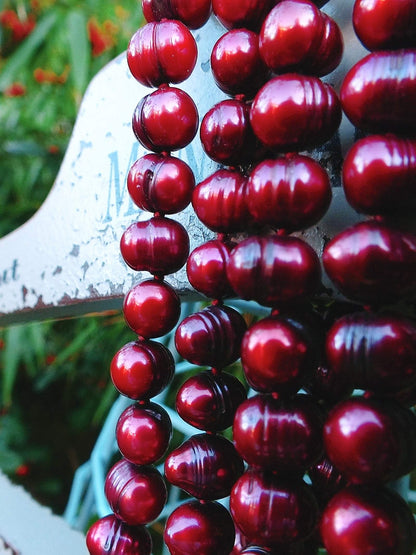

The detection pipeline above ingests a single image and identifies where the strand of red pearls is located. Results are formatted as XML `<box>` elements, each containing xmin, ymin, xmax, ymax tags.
<box><xmin>86</xmin><ymin>2</ymin><xmax>211</xmax><ymax>553</ymax></box>
<box><xmin>318</xmin><ymin>1</ymin><xmax>416</xmax><ymax>554</ymax></box>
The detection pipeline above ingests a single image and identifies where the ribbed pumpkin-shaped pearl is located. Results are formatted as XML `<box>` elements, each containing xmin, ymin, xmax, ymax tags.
<box><xmin>116</xmin><ymin>402</ymin><xmax>172</xmax><ymax>465</ymax></box>
<box><xmin>211</xmin><ymin>29</ymin><xmax>268</xmax><ymax>97</ymax></box>
<box><xmin>259</xmin><ymin>0</ymin><xmax>343</xmax><ymax>77</ymax></box>
<box><xmin>323</xmin><ymin>220</ymin><xmax>416</xmax><ymax>304</ymax></box>
<box><xmin>353</xmin><ymin>0</ymin><xmax>416</xmax><ymax>51</ymax></box>
<box><xmin>192</xmin><ymin>169</ymin><xmax>251</xmax><ymax>233</ymax></box>
<box><xmin>164</xmin><ymin>500</ymin><xmax>235</xmax><ymax>555</ymax></box>
<box><xmin>241</xmin><ymin>315</ymin><xmax>316</xmax><ymax>395</ymax></box>
<box><xmin>110</xmin><ymin>339</ymin><xmax>174</xmax><ymax>400</ymax></box>
<box><xmin>86</xmin><ymin>514</ymin><xmax>152</xmax><ymax>555</ymax></box>
<box><xmin>308</xmin><ymin>456</ymin><xmax>346</xmax><ymax>506</ymax></box>
<box><xmin>132</xmin><ymin>86</ymin><xmax>198</xmax><ymax>152</ymax></box>
<box><xmin>321</xmin><ymin>486</ymin><xmax>416</xmax><ymax>555</ymax></box>
<box><xmin>105</xmin><ymin>459</ymin><xmax>167</xmax><ymax>525</ymax></box>
<box><xmin>186</xmin><ymin>240</ymin><xmax>234</xmax><ymax>299</ymax></box>
<box><xmin>227</xmin><ymin>235</ymin><xmax>321</xmax><ymax>306</ymax></box>
<box><xmin>250</xmin><ymin>75</ymin><xmax>341</xmax><ymax>151</ymax></box>
<box><xmin>341</xmin><ymin>50</ymin><xmax>416</xmax><ymax>135</ymax></box>
<box><xmin>247</xmin><ymin>154</ymin><xmax>331</xmax><ymax>231</ymax></box>
<box><xmin>120</xmin><ymin>217</ymin><xmax>189</xmax><ymax>276</ymax></box>
<box><xmin>165</xmin><ymin>433</ymin><xmax>244</xmax><ymax>500</ymax></box>
<box><xmin>200</xmin><ymin>99</ymin><xmax>264</xmax><ymax>166</ymax></box>
<box><xmin>176</xmin><ymin>370</ymin><xmax>247</xmax><ymax>431</ymax></box>
<box><xmin>233</xmin><ymin>394</ymin><xmax>323</xmax><ymax>474</ymax></box>
<box><xmin>323</xmin><ymin>397</ymin><xmax>416</xmax><ymax>484</ymax></box>
<box><xmin>123</xmin><ymin>279</ymin><xmax>181</xmax><ymax>338</ymax></box>
<box><xmin>212</xmin><ymin>0</ymin><xmax>273</xmax><ymax>31</ymax></box>
<box><xmin>230</xmin><ymin>470</ymin><xmax>319</xmax><ymax>547</ymax></box>
<box><xmin>175</xmin><ymin>304</ymin><xmax>247</xmax><ymax>367</ymax></box>
<box><xmin>342</xmin><ymin>135</ymin><xmax>416</xmax><ymax>215</ymax></box>
<box><xmin>127</xmin><ymin>21</ymin><xmax>197</xmax><ymax>87</ymax></box>
<box><xmin>141</xmin><ymin>0</ymin><xmax>212</xmax><ymax>29</ymax></box>
<box><xmin>326</xmin><ymin>311</ymin><xmax>416</xmax><ymax>395</ymax></box>
<box><xmin>127</xmin><ymin>154</ymin><xmax>195</xmax><ymax>215</ymax></box>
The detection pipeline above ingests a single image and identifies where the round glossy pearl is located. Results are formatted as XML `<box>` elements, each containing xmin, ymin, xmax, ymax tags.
<box><xmin>123</xmin><ymin>279</ymin><xmax>180</xmax><ymax>338</ymax></box>
<box><xmin>200</xmin><ymin>99</ymin><xmax>264</xmax><ymax>166</ymax></box>
<box><xmin>259</xmin><ymin>0</ymin><xmax>343</xmax><ymax>77</ymax></box>
<box><xmin>353</xmin><ymin>0</ymin><xmax>416</xmax><ymax>51</ymax></box>
<box><xmin>321</xmin><ymin>486</ymin><xmax>416</xmax><ymax>555</ymax></box>
<box><xmin>127</xmin><ymin>154</ymin><xmax>195</xmax><ymax>215</ymax></box>
<box><xmin>186</xmin><ymin>240</ymin><xmax>234</xmax><ymax>299</ymax></box>
<box><xmin>86</xmin><ymin>514</ymin><xmax>152</xmax><ymax>555</ymax></box>
<box><xmin>322</xmin><ymin>220</ymin><xmax>416</xmax><ymax>304</ymax></box>
<box><xmin>120</xmin><ymin>216</ymin><xmax>189</xmax><ymax>276</ymax></box>
<box><xmin>326</xmin><ymin>311</ymin><xmax>416</xmax><ymax>395</ymax></box>
<box><xmin>132</xmin><ymin>86</ymin><xmax>198</xmax><ymax>152</ymax></box>
<box><xmin>105</xmin><ymin>459</ymin><xmax>167</xmax><ymax>525</ymax></box>
<box><xmin>174</xmin><ymin>304</ymin><xmax>247</xmax><ymax>367</ymax></box>
<box><xmin>212</xmin><ymin>0</ymin><xmax>273</xmax><ymax>31</ymax></box>
<box><xmin>176</xmin><ymin>369</ymin><xmax>247</xmax><ymax>431</ymax></box>
<box><xmin>227</xmin><ymin>235</ymin><xmax>321</xmax><ymax>306</ymax></box>
<box><xmin>192</xmin><ymin>169</ymin><xmax>251</xmax><ymax>233</ymax></box>
<box><xmin>241</xmin><ymin>315</ymin><xmax>315</xmax><ymax>395</ymax></box>
<box><xmin>164</xmin><ymin>500</ymin><xmax>235</xmax><ymax>555</ymax></box>
<box><xmin>127</xmin><ymin>21</ymin><xmax>197</xmax><ymax>87</ymax></box>
<box><xmin>342</xmin><ymin>135</ymin><xmax>416</xmax><ymax>215</ymax></box>
<box><xmin>233</xmin><ymin>394</ymin><xmax>323</xmax><ymax>474</ymax></box>
<box><xmin>116</xmin><ymin>402</ymin><xmax>172</xmax><ymax>465</ymax></box>
<box><xmin>250</xmin><ymin>75</ymin><xmax>341</xmax><ymax>151</ymax></box>
<box><xmin>141</xmin><ymin>0</ymin><xmax>212</xmax><ymax>29</ymax></box>
<box><xmin>165</xmin><ymin>433</ymin><xmax>244</xmax><ymax>500</ymax></box>
<box><xmin>110</xmin><ymin>339</ymin><xmax>174</xmax><ymax>400</ymax></box>
<box><xmin>247</xmin><ymin>154</ymin><xmax>331</xmax><ymax>231</ymax></box>
<box><xmin>323</xmin><ymin>397</ymin><xmax>416</xmax><ymax>484</ymax></box>
<box><xmin>341</xmin><ymin>50</ymin><xmax>416</xmax><ymax>135</ymax></box>
<box><xmin>230</xmin><ymin>469</ymin><xmax>319</xmax><ymax>547</ymax></box>
<box><xmin>211</xmin><ymin>29</ymin><xmax>269</xmax><ymax>97</ymax></box>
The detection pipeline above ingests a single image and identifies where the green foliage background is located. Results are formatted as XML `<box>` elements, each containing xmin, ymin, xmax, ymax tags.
<box><xmin>0</xmin><ymin>0</ymin><xmax>144</xmax><ymax>513</ymax></box>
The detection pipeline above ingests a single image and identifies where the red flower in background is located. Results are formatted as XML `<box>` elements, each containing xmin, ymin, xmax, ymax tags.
<box><xmin>33</xmin><ymin>66</ymin><xmax>69</xmax><ymax>84</ymax></box>
<box><xmin>3</xmin><ymin>82</ymin><xmax>26</xmax><ymax>96</ymax></box>
<box><xmin>87</xmin><ymin>17</ymin><xmax>117</xmax><ymax>56</ymax></box>
<box><xmin>0</xmin><ymin>9</ymin><xmax>35</xmax><ymax>42</ymax></box>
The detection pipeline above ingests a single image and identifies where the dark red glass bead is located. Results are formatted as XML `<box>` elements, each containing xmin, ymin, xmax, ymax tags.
<box><xmin>250</xmin><ymin>75</ymin><xmax>341</xmax><ymax>151</ymax></box>
<box><xmin>342</xmin><ymin>135</ymin><xmax>416</xmax><ymax>215</ymax></box>
<box><xmin>120</xmin><ymin>216</ymin><xmax>189</xmax><ymax>276</ymax></box>
<box><xmin>241</xmin><ymin>315</ymin><xmax>316</xmax><ymax>395</ymax></box>
<box><xmin>200</xmin><ymin>99</ymin><xmax>263</xmax><ymax>166</ymax></box>
<box><xmin>321</xmin><ymin>486</ymin><xmax>416</xmax><ymax>555</ymax></box>
<box><xmin>259</xmin><ymin>0</ymin><xmax>343</xmax><ymax>77</ymax></box>
<box><xmin>353</xmin><ymin>0</ymin><xmax>416</xmax><ymax>51</ymax></box>
<box><xmin>341</xmin><ymin>50</ymin><xmax>416</xmax><ymax>135</ymax></box>
<box><xmin>230</xmin><ymin>469</ymin><xmax>319</xmax><ymax>547</ymax></box>
<box><xmin>176</xmin><ymin>369</ymin><xmax>247</xmax><ymax>431</ymax></box>
<box><xmin>123</xmin><ymin>279</ymin><xmax>180</xmax><ymax>338</ymax></box>
<box><xmin>127</xmin><ymin>154</ymin><xmax>195</xmax><ymax>215</ymax></box>
<box><xmin>326</xmin><ymin>311</ymin><xmax>416</xmax><ymax>395</ymax></box>
<box><xmin>233</xmin><ymin>394</ymin><xmax>323</xmax><ymax>474</ymax></box>
<box><xmin>127</xmin><ymin>21</ymin><xmax>197</xmax><ymax>87</ymax></box>
<box><xmin>141</xmin><ymin>0</ymin><xmax>211</xmax><ymax>29</ymax></box>
<box><xmin>105</xmin><ymin>459</ymin><xmax>167</xmax><ymax>525</ymax></box>
<box><xmin>132</xmin><ymin>86</ymin><xmax>198</xmax><ymax>152</ymax></box>
<box><xmin>174</xmin><ymin>304</ymin><xmax>247</xmax><ymax>367</ymax></box>
<box><xmin>116</xmin><ymin>402</ymin><xmax>172</xmax><ymax>465</ymax></box>
<box><xmin>192</xmin><ymin>169</ymin><xmax>251</xmax><ymax>233</ymax></box>
<box><xmin>227</xmin><ymin>235</ymin><xmax>321</xmax><ymax>306</ymax></box>
<box><xmin>164</xmin><ymin>500</ymin><xmax>235</xmax><ymax>555</ymax></box>
<box><xmin>86</xmin><ymin>514</ymin><xmax>152</xmax><ymax>555</ymax></box>
<box><xmin>186</xmin><ymin>240</ymin><xmax>234</xmax><ymax>299</ymax></box>
<box><xmin>323</xmin><ymin>397</ymin><xmax>416</xmax><ymax>484</ymax></box>
<box><xmin>322</xmin><ymin>220</ymin><xmax>416</xmax><ymax>304</ymax></box>
<box><xmin>212</xmin><ymin>0</ymin><xmax>273</xmax><ymax>31</ymax></box>
<box><xmin>305</xmin><ymin>362</ymin><xmax>354</xmax><ymax>404</ymax></box>
<box><xmin>211</xmin><ymin>29</ymin><xmax>269</xmax><ymax>97</ymax></box>
<box><xmin>110</xmin><ymin>339</ymin><xmax>174</xmax><ymax>400</ymax></box>
<box><xmin>308</xmin><ymin>456</ymin><xmax>346</xmax><ymax>506</ymax></box>
<box><xmin>247</xmin><ymin>154</ymin><xmax>331</xmax><ymax>231</ymax></box>
<box><xmin>165</xmin><ymin>433</ymin><xmax>244</xmax><ymax>500</ymax></box>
